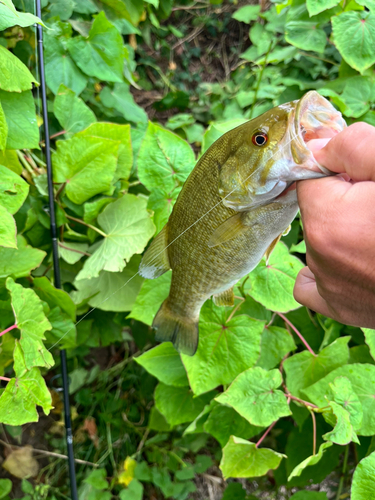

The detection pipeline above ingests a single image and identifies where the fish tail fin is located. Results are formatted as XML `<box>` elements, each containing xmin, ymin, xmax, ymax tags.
<box><xmin>153</xmin><ymin>300</ymin><xmax>198</xmax><ymax>356</ymax></box>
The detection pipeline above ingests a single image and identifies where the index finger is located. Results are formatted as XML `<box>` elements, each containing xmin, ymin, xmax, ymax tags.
<box><xmin>313</xmin><ymin>122</ymin><xmax>375</xmax><ymax>182</ymax></box>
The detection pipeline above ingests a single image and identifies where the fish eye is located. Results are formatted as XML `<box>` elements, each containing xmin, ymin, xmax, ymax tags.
<box><xmin>252</xmin><ymin>132</ymin><xmax>268</xmax><ymax>147</ymax></box>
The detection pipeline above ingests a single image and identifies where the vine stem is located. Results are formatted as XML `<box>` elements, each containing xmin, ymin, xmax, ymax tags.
<box><xmin>277</xmin><ymin>312</ymin><xmax>316</xmax><ymax>356</ymax></box>
<box><xmin>309</xmin><ymin>407</ymin><xmax>317</xmax><ymax>455</ymax></box>
<box><xmin>65</xmin><ymin>214</ymin><xmax>107</xmax><ymax>238</ymax></box>
<box><xmin>0</xmin><ymin>324</ymin><xmax>17</xmax><ymax>337</ymax></box>
<box><xmin>0</xmin><ymin>377</ymin><xmax>11</xmax><ymax>382</ymax></box>
<box><xmin>58</xmin><ymin>242</ymin><xmax>91</xmax><ymax>257</ymax></box>
<box><xmin>256</xmin><ymin>420</ymin><xmax>277</xmax><ymax>448</ymax></box>
<box><xmin>336</xmin><ymin>445</ymin><xmax>349</xmax><ymax>500</ymax></box>
<box><xmin>284</xmin><ymin>392</ymin><xmax>319</xmax><ymax>410</ymax></box>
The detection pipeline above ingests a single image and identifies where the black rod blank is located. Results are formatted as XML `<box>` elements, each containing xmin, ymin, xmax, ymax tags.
<box><xmin>35</xmin><ymin>2</ymin><xmax>78</xmax><ymax>498</ymax></box>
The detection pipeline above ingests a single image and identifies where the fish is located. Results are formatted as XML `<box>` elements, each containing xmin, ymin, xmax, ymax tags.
<box><xmin>139</xmin><ymin>91</ymin><xmax>346</xmax><ymax>356</ymax></box>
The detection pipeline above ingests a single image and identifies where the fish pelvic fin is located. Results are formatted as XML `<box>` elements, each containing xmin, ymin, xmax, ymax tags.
<box><xmin>153</xmin><ymin>300</ymin><xmax>198</xmax><ymax>356</ymax></box>
<box><xmin>264</xmin><ymin>233</ymin><xmax>282</xmax><ymax>264</ymax></box>
<box><xmin>213</xmin><ymin>287</ymin><xmax>234</xmax><ymax>307</ymax></box>
<box><xmin>207</xmin><ymin>212</ymin><xmax>248</xmax><ymax>248</ymax></box>
<box><xmin>139</xmin><ymin>225</ymin><xmax>171</xmax><ymax>279</ymax></box>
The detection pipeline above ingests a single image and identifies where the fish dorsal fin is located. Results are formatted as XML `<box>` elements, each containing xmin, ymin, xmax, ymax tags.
<box><xmin>139</xmin><ymin>225</ymin><xmax>171</xmax><ymax>279</ymax></box>
<box><xmin>213</xmin><ymin>287</ymin><xmax>234</xmax><ymax>307</ymax></box>
<box><xmin>264</xmin><ymin>233</ymin><xmax>282</xmax><ymax>264</ymax></box>
<box><xmin>207</xmin><ymin>213</ymin><xmax>247</xmax><ymax>248</ymax></box>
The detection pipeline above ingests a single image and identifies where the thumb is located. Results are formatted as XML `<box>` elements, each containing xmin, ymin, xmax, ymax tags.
<box><xmin>293</xmin><ymin>267</ymin><xmax>332</xmax><ymax>317</ymax></box>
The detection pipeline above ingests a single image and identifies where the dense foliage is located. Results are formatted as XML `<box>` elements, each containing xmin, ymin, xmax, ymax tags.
<box><xmin>1</xmin><ymin>0</ymin><xmax>375</xmax><ymax>498</ymax></box>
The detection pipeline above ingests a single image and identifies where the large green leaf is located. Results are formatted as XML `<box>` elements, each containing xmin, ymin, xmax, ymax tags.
<box><xmin>67</xmin><ymin>12</ymin><xmax>124</xmax><ymax>82</ymax></box>
<box><xmin>44</xmin><ymin>35</ymin><xmax>87</xmax><ymax>95</ymax></box>
<box><xmin>147</xmin><ymin>187</ymin><xmax>180</xmax><ymax>235</ymax></box>
<box><xmin>285</xmin><ymin>21</ymin><xmax>327</xmax><ymax>53</ymax></box>
<box><xmin>0</xmin><ymin>102</ymin><xmax>7</xmax><ymax>151</ymax></box>
<box><xmin>128</xmin><ymin>272</ymin><xmax>171</xmax><ymax>326</ymax></box>
<box><xmin>216</xmin><ymin>367</ymin><xmax>291</xmax><ymax>427</ymax></box>
<box><xmin>306</xmin><ymin>0</ymin><xmax>340</xmax><ymax>16</ymax></box>
<box><xmin>0</xmin><ymin>45</ymin><xmax>38</xmax><ymax>92</ymax></box>
<box><xmin>201</xmin><ymin>119</ymin><xmax>248</xmax><ymax>153</ymax></box>
<box><xmin>0</xmin><ymin>164</ymin><xmax>29</xmax><ymax>214</ymax></box>
<box><xmin>256</xmin><ymin>326</ymin><xmax>296</xmax><ymax>370</ymax></box>
<box><xmin>0</xmin><ymin>89</ymin><xmax>39</xmax><ymax>150</ymax></box>
<box><xmin>204</xmin><ymin>405</ymin><xmax>262</xmax><ymax>447</ymax></box>
<box><xmin>52</xmin><ymin>133</ymin><xmax>119</xmax><ymax>204</ymax></box>
<box><xmin>6</xmin><ymin>278</ymin><xmax>53</xmax><ymax>370</ymax></box>
<box><xmin>0</xmin><ymin>3</ymin><xmax>43</xmax><ymax>30</ymax></box>
<box><xmin>332</xmin><ymin>11</ymin><xmax>375</xmax><ymax>74</ymax></box>
<box><xmin>54</xmin><ymin>84</ymin><xmax>96</xmax><ymax>137</ymax></box>
<box><xmin>182</xmin><ymin>301</ymin><xmax>265</xmax><ymax>396</ymax></box>
<box><xmin>338</xmin><ymin>76</ymin><xmax>374</xmax><ymax>118</ymax></box>
<box><xmin>362</xmin><ymin>328</ymin><xmax>375</xmax><ymax>361</ymax></box>
<box><xmin>0</xmin><ymin>235</ymin><xmax>45</xmax><ymax>278</ymax></box>
<box><xmin>303</xmin><ymin>364</ymin><xmax>375</xmax><ymax>436</ymax></box>
<box><xmin>283</xmin><ymin>337</ymin><xmax>350</xmax><ymax>398</ymax></box>
<box><xmin>155</xmin><ymin>382</ymin><xmax>215</xmax><ymax>426</ymax></box>
<box><xmin>288</xmin><ymin>442</ymin><xmax>333</xmax><ymax>481</ymax></box>
<box><xmin>220</xmin><ymin>437</ymin><xmax>285</xmax><ymax>479</ymax></box>
<box><xmin>33</xmin><ymin>276</ymin><xmax>76</xmax><ymax>321</ymax></box>
<box><xmin>323</xmin><ymin>401</ymin><xmax>359</xmax><ymax>445</ymax></box>
<box><xmin>0</xmin><ymin>149</ymin><xmax>21</xmax><ymax>174</ymax></box>
<box><xmin>232</xmin><ymin>5</ymin><xmax>260</xmax><ymax>23</ymax></box>
<box><xmin>76</xmin><ymin>195</ymin><xmax>155</xmax><ymax>280</ymax></box>
<box><xmin>135</xmin><ymin>343</ymin><xmax>188</xmax><ymax>387</ymax></box>
<box><xmin>245</xmin><ymin>242</ymin><xmax>304</xmax><ymax>312</ymax></box>
<box><xmin>324</xmin><ymin>376</ymin><xmax>363</xmax><ymax>431</ymax></box>
<box><xmin>137</xmin><ymin>122</ymin><xmax>196</xmax><ymax>192</ymax></box>
<box><xmin>100</xmin><ymin>83</ymin><xmax>148</xmax><ymax>125</ymax></box>
<box><xmin>351</xmin><ymin>451</ymin><xmax>375</xmax><ymax>500</ymax></box>
<box><xmin>72</xmin><ymin>255</ymin><xmax>144</xmax><ymax>312</ymax></box>
<box><xmin>290</xmin><ymin>493</ymin><xmax>328</xmax><ymax>500</ymax></box>
<box><xmin>0</xmin><ymin>205</ymin><xmax>16</xmax><ymax>248</ymax></box>
<box><xmin>46</xmin><ymin>306</ymin><xmax>77</xmax><ymax>350</ymax></box>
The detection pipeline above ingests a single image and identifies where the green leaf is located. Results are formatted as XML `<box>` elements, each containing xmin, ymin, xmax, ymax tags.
<box><xmin>0</xmin><ymin>102</ymin><xmax>7</xmax><ymax>151</ymax></box>
<box><xmin>135</xmin><ymin>343</ymin><xmax>189</xmax><ymax>387</ymax></box>
<box><xmin>332</xmin><ymin>11</ymin><xmax>375</xmax><ymax>74</ymax></box>
<box><xmin>325</xmin><ymin>376</ymin><xmax>363</xmax><ymax>431</ymax></box>
<box><xmin>306</xmin><ymin>0</ymin><xmax>340</xmax><ymax>17</ymax></box>
<box><xmin>59</xmin><ymin>241</ymin><xmax>89</xmax><ymax>265</ymax></box>
<box><xmin>6</xmin><ymin>277</ymin><xmax>53</xmax><ymax>370</ymax></box>
<box><xmin>79</xmin><ymin>122</ymin><xmax>133</xmax><ymax>182</ymax></box>
<box><xmin>46</xmin><ymin>307</ymin><xmax>77</xmax><ymax>350</ymax></box>
<box><xmin>338</xmin><ymin>76</ymin><xmax>374</xmax><ymax>118</ymax></box>
<box><xmin>84</xmin><ymin>468</ymin><xmax>108</xmax><ymax>489</ymax></box>
<box><xmin>52</xmin><ymin>133</ymin><xmax>119</xmax><ymax>204</ymax></box>
<box><xmin>352</xmin><ymin>451</ymin><xmax>375</xmax><ymax>500</ymax></box>
<box><xmin>0</xmin><ymin>4</ymin><xmax>43</xmax><ymax>30</ymax></box>
<box><xmin>147</xmin><ymin>187</ymin><xmax>180</xmax><ymax>235</ymax></box>
<box><xmin>0</xmin><ymin>205</ymin><xmax>16</xmax><ymax>248</ymax></box>
<box><xmin>0</xmin><ymin>478</ymin><xmax>12</xmax><ymax>499</ymax></box>
<box><xmin>216</xmin><ymin>367</ymin><xmax>291</xmax><ymax>427</ymax></box>
<box><xmin>128</xmin><ymin>272</ymin><xmax>171</xmax><ymax>325</ymax></box>
<box><xmin>220</xmin><ymin>437</ymin><xmax>285</xmax><ymax>479</ymax></box>
<box><xmin>148</xmin><ymin>406</ymin><xmax>171</xmax><ymax>432</ymax></box>
<box><xmin>0</xmin><ymin>235</ymin><xmax>46</xmax><ymax>278</ymax></box>
<box><xmin>100</xmin><ymin>83</ymin><xmax>148</xmax><ymax>125</ymax></box>
<box><xmin>76</xmin><ymin>195</ymin><xmax>155</xmax><ymax>280</ymax></box>
<box><xmin>0</xmin><ymin>149</ymin><xmax>21</xmax><ymax>174</ymax></box>
<box><xmin>290</xmin><ymin>240</ymin><xmax>306</xmax><ymax>254</ymax></box>
<box><xmin>67</xmin><ymin>12</ymin><xmax>124</xmax><ymax>83</ymax></box>
<box><xmin>137</xmin><ymin>122</ymin><xmax>196</xmax><ymax>192</ymax></box>
<box><xmin>283</xmin><ymin>337</ymin><xmax>350</xmax><ymax>398</ymax></box>
<box><xmin>362</xmin><ymin>328</ymin><xmax>375</xmax><ymax>361</ymax></box>
<box><xmin>303</xmin><ymin>364</ymin><xmax>375</xmax><ymax>435</ymax></box>
<box><xmin>44</xmin><ymin>35</ymin><xmax>87</xmax><ymax>95</ymax></box>
<box><xmin>33</xmin><ymin>276</ymin><xmax>76</xmax><ymax>321</ymax></box>
<box><xmin>204</xmin><ymin>405</ymin><xmax>262</xmax><ymax>447</ymax></box>
<box><xmin>119</xmin><ymin>479</ymin><xmax>144</xmax><ymax>500</ymax></box>
<box><xmin>182</xmin><ymin>301</ymin><xmax>265</xmax><ymax>396</ymax></box>
<box><xmin>232</xmin><ymin>5</ymin><xmax>260</xmax><ymax>23</ymax></box>
<box><xmin>72</xmin><ymin>254</ymin><xmax>144</xmax><ymax>312</ymax></box>
<box><xmin>288</xmin><ymin>442</ymin><xmax>333</xmax><ymax>481</ymax></box>
<box><xmin>323</xmin><ymin>401</ymin><xmax>359</xmax><ymax>445</ymax></box>
<box><xmin>257</xmin><ymin>326</ymin><xmax>296</xmax><ymax>370</ymax></box>
<box><xmin>0</xmin><ymin>45</ymin><xmax>37</xmax><ymax>92</ymax></box>
<box><xmin>48</xmin><ymin>0</ymin><xmax>74</xmax><ymax>20</ymax></box>
<box><xmin>84</xmin><ymin>197</ymin><xmax>114</xmax><ymax>224</ymax></box>
<box><xmin>290</xmin><ymin>491</ymin><xmax>328</xmax><ymax>500</ymax></box>
<box><xmin>0</xmin><ymin>344</ymin><xmax>52</xmax><ymax>425</ymax></box>
<box><xmin>155</xmin><ymin>383</ymin><xmax>215</xmax><ymax>426</ymax></box>
<box><xmin>0</xmin><ymin>90</ymin><xmax>39</xmax><ymax>150</ymax></box>
<box><xmin>54</xmin><ymin>84</ymin><xmax>96</xmax><ymax>137</ymax></box>
<box><xmin>201</xmin><ymin>119</ymin><xmax>248</xmax><ymax>153</ymax></box>
<box><xmin>0</xmin><ymin>164</ymin><xmax>29</xmax><ymax>214</ymax></box>
<box><xmin>285</xmin><ymin>21</ymin><xmax>327</xmax><ymax>53</ymax></box>
<box><xmin>245</xmin><ymin>242</ymin><xmax>304</xmax><ymax>313</ymax></box>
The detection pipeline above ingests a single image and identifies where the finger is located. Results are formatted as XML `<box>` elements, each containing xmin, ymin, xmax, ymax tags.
<box><xmin>313</xmin><ymin>122</ymin><xmax>375</xmax><ymax>182</ymax></box>
<box><xmin>293</xmin><ymin>267</ymin><xmax>333</xmax><ymax>317</ymax></box>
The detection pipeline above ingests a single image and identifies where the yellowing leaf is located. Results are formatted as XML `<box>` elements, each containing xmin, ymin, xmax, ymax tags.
<box><xmin>2</xmin><ymin>445</ymin><xmax>39</xmax><ymax>479</ymax></box>
<box><xmin>118</xmin><ymin>457</ymin><xmax>137</xmax><ymax>486</ymax></box>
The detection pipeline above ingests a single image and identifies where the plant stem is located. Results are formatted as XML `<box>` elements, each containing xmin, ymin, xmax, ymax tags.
<box><xmin>49</xmin><ymin>130</ymin><xmax>66</xmax><ymax>140</ymax></box>
<box><xmin>106</xmin><ymin>423</ymin><xmax>117</xmax><ymax>472</ymax></box>
<box><xmin>0</xmin><ymin>324</ymin><xmax>17</xmax><ymax>337</ymax></box>
<box><xmin>16</xmin><ymin>150</ymin><xmax>35</xmax><ymax>176</ymax></box>
<box><xmin>226</xmin><ymin>297</ymin><xmax>245</xmax><ymax>323</ymax></box>
<box><xmin>336</xmin><ymin>445</ymin><xmax>349</xmax><ymax>500</ymax></box>
<box><xmin>0</xmin><ymin>377</ymin><xmax>11</xmax><ymax>382</ymax></box>
<box><xmin>249</xmin><ymin>41</ymin><xmax>273</xmax><ymax>119</ymax></box>
<box><xmin>58</xmin><ymin>242</ymin><xmax>91</xmax><ymax>257</ymax></box>
<box><xmin>277</xmin><ymin>312</ymin><xmax>316</xmax><ymax>356</ymax></box>
<box><xmin>285</xmin><ymin>392</ymin><xmax>319</xmax><ymax>409</ymax></box>
<box><xmin>65</xmin><ymin>214</ymin><xmax>107</xmax><ymax>238</ymax></box>
<box><xmin>256</xmin><ymin>420</ymin><xmax>277</xmax><ymax>448</ymax></box>
<box><xmin>309</xmin><ymin>408</ymin><xmax>316</xmax><ymax>455</ymax></box>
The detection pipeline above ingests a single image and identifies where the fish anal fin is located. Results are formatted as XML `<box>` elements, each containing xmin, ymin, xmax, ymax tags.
<box><xmin>139</xmin><ymin>225</ymin><xmax>170</xmax><ymax>279</ymax></box>
<box><xmin>153</xmin><ymin>300</ymin><xmax>198</xmax><ymax>356</ymax></box>
<box><xmin>264</xmin><ymin>233</ymin><xmax>282</xmax><ymax>264</ymax></box>
<box><xmin>213</xmin><ymin>287</ymin><xmax>234</xmax><ymax>307</ymax></box>
<box><xmin>208</xmin><ymin>213</ymin><xmax>247</xmax><ymax>248</ymax></box>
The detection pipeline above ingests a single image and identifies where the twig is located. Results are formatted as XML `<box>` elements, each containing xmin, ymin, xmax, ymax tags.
<box><xmin>58</xmin><ymin>242</ymin><xmax>91</xmax><ymax>257</ymax></box>
<box><xmin>277</xmin><ymin>312</ymin><xmax>316</xmax><ymax>356</ymax></box>
<box><xmin>309</xmin><ymin>407</ymin><xmax>316</xmax><ymax>455</ymax></box>
<box><xmin>0</xmin><ymin>439</ymin><xmax>98</xmax><ymax>467</ymax></box>
<box><xmin>0</xmin><ymin>324</ymin><xmax>17</xmax><ymax>337</ymax></box>
<box><xmin>256</xmin><ymin>420</ymin><xmax>277</xmax><ymax>448</ymax></box>
<box><xmin>172</xmin><ymin>25</ymin><xmax>205</xmax><ymax>50</ymax></box>
<box><xmin>50</xmin><ymin>130</ymin><xmax>66</xmax><ymax>140</ymax></box>
<box><xmin>172</xmin><ymin>2</ymin><xmax>208</xmax><ymax>11</ymax></box>
<box><xmin>137</xmin><ymin>428</ymin><xmax>150</xmax><ymax>453</ymax></box>
<box><xmin>65</xmin><ymin>214</ymin><xmax>107</xmax><ymax>238</ymax></box>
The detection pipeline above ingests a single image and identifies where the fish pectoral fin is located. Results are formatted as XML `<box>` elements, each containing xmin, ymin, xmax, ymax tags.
<box><xmin>264</xmin><ymin>233</ymin><xmax>282</xmax><ymax>264</ymax></box>
<box><xmin>213</xmin><ymin>287</ymin><xmax>234</xmax><ymax>307</ymax></box>
<box><xmin>208</xmin><ymin>213</ymin><xmax>248</xmax><ymax>248</ymax></box>
<box><xmin>139</xmin><ymin>225</ymin><xmax>171</xmax><ymax>279</ymax></box>
<box><xmin>282</xmin><ymin>224</ymin><xmax>291</xmax><ymax>236</ymax></box>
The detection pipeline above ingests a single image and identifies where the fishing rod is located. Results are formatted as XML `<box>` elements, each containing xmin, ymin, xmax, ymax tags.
<box><xmin>35</xmin><ymin>1</ymin><xmax>78</xmax><ymax>498</ymax></box>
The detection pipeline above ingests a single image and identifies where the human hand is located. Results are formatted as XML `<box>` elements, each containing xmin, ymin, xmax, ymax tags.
<box><xmin>293</xmin><ymin>122</ymin><xmax>375</xmax><ymax>328</ymax></box>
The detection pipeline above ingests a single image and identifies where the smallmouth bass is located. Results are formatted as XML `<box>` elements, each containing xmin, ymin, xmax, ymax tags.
<box><xmin>139</xmin><ymin>91</ymin><xmax>346</xmax><ymax>355</ymax></box>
